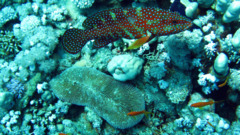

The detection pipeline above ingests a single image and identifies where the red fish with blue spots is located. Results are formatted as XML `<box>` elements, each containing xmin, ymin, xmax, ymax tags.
<box><xmin>62</xmin><ymin>7</ymin><xmax>192</xmax><ymax>54</ymax></box>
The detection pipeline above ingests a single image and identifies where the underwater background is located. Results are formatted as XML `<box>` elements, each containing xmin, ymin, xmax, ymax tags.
<box><xmin>0</xmin><ymin>0</ymin><xmax>240</xmax><ymax>134</ymax></box>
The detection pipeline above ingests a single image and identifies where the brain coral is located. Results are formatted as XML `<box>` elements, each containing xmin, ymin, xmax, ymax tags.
<box><xmin>50</xmin><ymin>66</ymin><xmax>145</xmax><ymax>129</ymax></box>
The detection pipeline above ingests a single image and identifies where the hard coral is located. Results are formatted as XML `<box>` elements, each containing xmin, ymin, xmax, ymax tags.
<box><xmin>6</xmin><ymin>78</ymin><xmax>25</xmax><ymax>99</ymax></box>
<box><xmin>107</xmin><ymin>54</ymin><xmax>144</xmax><ymax>81</ymax></box>
<box><xmin>0</xmin><ymin>30</ymin><xmax>21</xmax><ymax>59</ymax></box>
<box><xmin>50</xmin><ymin>66</ymin><xmax>145</xmax><ymax>129</ymax></box>
<box><xmin>71</xmin><ymin>0</ymin><xmax>95</xmax><ymax>8</ymax></box>
<box><xmin>0</xmin><ymin>6</ymin><xmax>17</xmax><ymax>27</ymax></box>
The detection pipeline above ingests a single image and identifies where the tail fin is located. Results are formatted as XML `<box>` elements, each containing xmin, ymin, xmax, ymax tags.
<box><xmin>214</xmin><ymin>100</ymin><xmax>225</xmax><ymax>104</ymax></box>
<box><xmin>143</xmin><ymin>111</ymin><xmax>151</xmax><ymax>118</ymax></box>
<box><xmin>62</xmin><ymin>28</ymin><xmax>88</xmax><ymax>54</ymax></box>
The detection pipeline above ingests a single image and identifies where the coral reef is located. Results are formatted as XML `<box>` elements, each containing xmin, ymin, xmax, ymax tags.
<box><xmin>165</xmin><ymin>70</ymin><xmax>192</xmax><ymax>104</ymax></box>
<box><xmin>0</xmin><ymin>0</ymin><xmax>240</xmax><ymax>134</ymax></box>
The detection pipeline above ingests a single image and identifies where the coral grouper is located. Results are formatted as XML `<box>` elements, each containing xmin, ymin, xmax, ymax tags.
<box><xmin>62</xmin><ymin>7</ymin><xmax>192</xmax><ymax>54</ymax></box>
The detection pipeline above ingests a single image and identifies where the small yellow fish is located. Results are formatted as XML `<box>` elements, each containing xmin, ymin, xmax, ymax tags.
<box><xmin>127</xmin><ymin>31</ymin><xmax>152</xmax><ymax>50</ymax></box>
<box><xmin>127</xmin><ymin>110</ymin><xmax>151</xmax><ymax>116</ymax></box>
<box><xmin>218</xmin><ymin>75</ymin><xmax>230</xmax><ymax>87</ymax></box>
<box><xmin>59</xmin><ymin>133</ymin><xmax>71</xmax><ymax>135</ymax></box>
<box><xmin>190</xmin><ymin>100</ymin><xmax>224</xmax><ymax>108</ymax></box>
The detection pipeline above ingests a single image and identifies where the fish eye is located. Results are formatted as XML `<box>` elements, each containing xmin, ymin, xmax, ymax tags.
<box><xmin>172</xmin><ymin>20</ymin><xmax>177</xmax><ymax>24</ymax></box>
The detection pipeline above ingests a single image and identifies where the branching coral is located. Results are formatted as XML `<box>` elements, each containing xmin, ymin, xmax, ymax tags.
<box><xmin>0</xmin><ymin>30</ymin><xmax>21</xmax><ymax>59</ymax></box>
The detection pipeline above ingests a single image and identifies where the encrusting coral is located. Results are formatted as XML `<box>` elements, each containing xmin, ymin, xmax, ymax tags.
<box><xmin>50</xmin><ymin>66</ymin><xmax>145</xmax><ymax>129</ymax></box>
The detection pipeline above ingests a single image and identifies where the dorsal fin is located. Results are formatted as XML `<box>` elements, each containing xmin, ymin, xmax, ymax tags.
<box><xmin>83</xmin><ymin>9</ymin><xmax>118</xmax><ymax>29</ymax></box>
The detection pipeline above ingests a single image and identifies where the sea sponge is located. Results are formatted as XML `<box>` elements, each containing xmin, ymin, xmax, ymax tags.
<box><xmin>50</xmin><ymin>66</ymin><xmax>145</xmax><ymax>129</ymax></box>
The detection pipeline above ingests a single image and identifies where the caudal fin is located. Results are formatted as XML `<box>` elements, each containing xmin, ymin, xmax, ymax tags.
<box><xmin>62</xmin><ymin>28</ymin><xmax>88</xmax><ymax>54</ymax></box>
